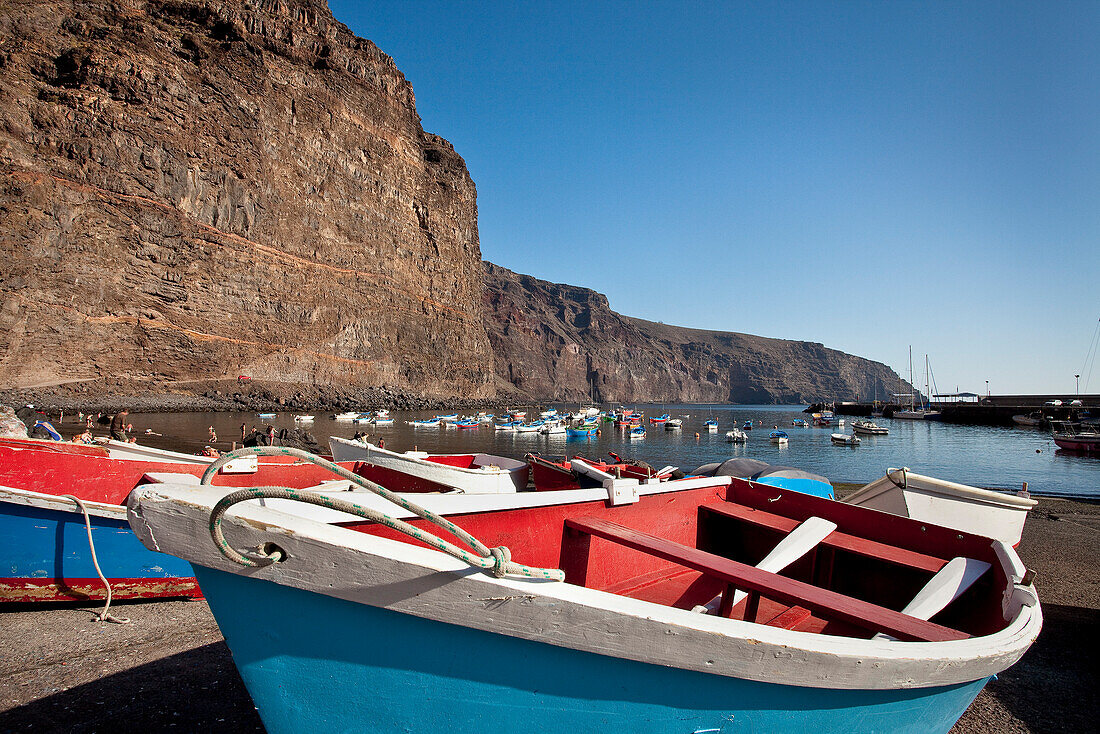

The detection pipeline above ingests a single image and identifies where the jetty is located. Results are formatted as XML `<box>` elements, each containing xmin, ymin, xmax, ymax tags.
<box><xmin>817</xmin><ymin>395</ymin><xmax>1099</xmax><ymax>427</ymax></box>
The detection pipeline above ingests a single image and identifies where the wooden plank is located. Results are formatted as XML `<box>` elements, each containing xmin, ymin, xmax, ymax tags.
<box><xmin>565</xmin><ymin>516</ymin><xmax>969</xmax><ymax>642</ymax></box>
<box><xmin>764</xmin><ymin>605</ymin><xmax>813</xmax><ymax>630</ymax></box>
<box><xmin>701</xmin><ymin>502</ymin><xmax>948</xmax><ymax>574</ymax></box>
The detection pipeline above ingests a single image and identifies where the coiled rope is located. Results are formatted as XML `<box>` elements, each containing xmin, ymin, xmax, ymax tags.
<box><xmin>200</xmin><ymin>446</ymin><xmax>565</xmax><ymax>581</ymax></box>
<box><xmin>62</xmin><ymin>495</ymin><xmax>130</xmax><ymax>624</ymax></box>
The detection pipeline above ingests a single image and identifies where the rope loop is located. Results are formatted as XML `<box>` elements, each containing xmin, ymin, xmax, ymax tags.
<box><xmin>202</xmin><ymin>447</ymin><xmax>564</xmax><ymax>582</ymax></box>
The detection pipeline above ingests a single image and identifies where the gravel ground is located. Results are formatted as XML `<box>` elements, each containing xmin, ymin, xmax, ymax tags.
<box><xmin>1</xmin><ymin>497</ymin><xmax>1096</xmax><ymax>733</ymax></box>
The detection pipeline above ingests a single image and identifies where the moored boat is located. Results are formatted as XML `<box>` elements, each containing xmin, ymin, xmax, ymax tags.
<box><xmin>769</xmin><ymin>430</ymin><xmax>789</xmax><ymax>445</ymax></box>
<box><xmin>126</xmin><ymin>463</ymin><xmax>1042</xmax><ymax>734</ymax></box>
<box><xmin>831</xmin><ymin>433</ymin><xmax>861</xmax><ymax>446</ymax></box>
<box><xmin>725</xmin><ymin>428</ymin><xmax>747</xmax><ymax>443</ymax></box>
<box><xmin>1049</xmin><ymin>421</ymin><xmax>1100</xmax><ymax>454</ymax></box>
<box><xmin>629</xmin><ymin>426</ymin><xmax>646</xmax><ymax>439</ymax></box>
<box><xmin>703</xmin><ymin>419</ymin><xmax>718</xmax><ymax>432</ymax></box>
<box><xmin>851</xmin><ymin>420</ymin><xmax>889</xmax><ymax>435</ymax></box>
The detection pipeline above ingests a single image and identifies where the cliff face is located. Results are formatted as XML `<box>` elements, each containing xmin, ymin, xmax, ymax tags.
<box><xmin>483</xmin><ymin>262</ymin><xmax>906</xmax><ymax>404</ymax></box>
<box><xmin>0</xmin><ymin>0</ymin><xmax>493</xmax><ymax>397</ymax></box>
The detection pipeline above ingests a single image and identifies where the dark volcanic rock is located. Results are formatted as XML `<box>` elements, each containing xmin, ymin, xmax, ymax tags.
<box><xmin>0</xmin><ymin>0</ymin><xmax>492</xmax><ymax>398</ymax></box>
<box><xmin>482</xmin><ymin>262</ymin><xmax>907</xmax><ymax>404</ymax></box>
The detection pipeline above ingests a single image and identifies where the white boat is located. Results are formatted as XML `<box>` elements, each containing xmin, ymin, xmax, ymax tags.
<box><xmin>332</xmin><ymin>412</ymin><xmax>361</xmax><ymax>422</ymax></box>
<box><xmin>124</xmin><ymin>462</ymin><xmax>1042</xmax><ymax>734</ymax></box>
<box><xmin>769</xmin><ymin>430</ymin><xmax>789</xmax><ymax>445</ymax></box>
<box><xmin>294</xmin><ymin>414</ymin><xmax>315</xmax><ymax>423</ymax></box>
<box><xmin>851</xmin><ymin>420</ymin><xmax>888</xmax><ymax>435</ymax></box>
<box><xmin>725</xmin><ymin>428</ymin><xmax>747</xmax><ymax>443</ymax></box>
<box><xmin>665</xmin><ymin>418</ymin><xmax>683</xmax><ymax>430</ymax></box>
<box><xmin>328</xmin><ymin>437</ymin><xmax>529</xmax><ymax>494</ymax></box>
<box><xmin>842</xmin><ymin>468</ymin><xmax>1037</xmax><ymax>546</ymax></box>
<box><xmin>540</xmin><ymin>421</ymin><xmax>566</xmax><ymax>435</ymax></box>
<box><xmin>831</xmin><ymin>433</ymin><xmax>861</xmax><ymax>446</ymax></box>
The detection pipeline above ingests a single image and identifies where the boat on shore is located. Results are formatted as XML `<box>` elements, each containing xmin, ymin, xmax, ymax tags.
<box><xmin>841</xmin><ymin>467</ymin><xmax>1037</xmax><ymax>546</ymax></box>
<box><xmin>126</xmin><ymin>462</ymin><xmax>1042</xmax><ymax>734</ymax></box>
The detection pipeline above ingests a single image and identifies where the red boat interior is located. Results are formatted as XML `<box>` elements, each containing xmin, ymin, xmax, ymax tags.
<box><xmin>347</xmin><ymin>478</ymin><xmax>1013</xmax><ymax>642</ymax></box>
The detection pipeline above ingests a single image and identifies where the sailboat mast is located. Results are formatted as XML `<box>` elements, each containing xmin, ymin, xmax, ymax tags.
<box><xmin>909</xmin><ymin>347</ymin><xmax>915</xmax><ymax>411</ymax></box>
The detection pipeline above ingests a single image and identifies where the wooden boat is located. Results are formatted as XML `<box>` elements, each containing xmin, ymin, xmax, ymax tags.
<box><xmin>842</xmin><ymin>468</ymin><xmax>1037</xmax><ymax>546</ymax></box>
<box><xmin>127</xmin><ymin>462</ymin><xmax>1042</xmax><ymax>734</ymax></box>
<box><xmin>649</xmin><ymin>414</ymin><xmax>670</xmax><ymax>424</ymax></box>
<box><xmin>831</xmin><ymin>433</ymin><xmax>861</xmax><ymax>446</ymax></box>
<box><xmin>742</xmin><ymin>420</ymin><xmax>753</xmax><ymax>430</ymax></box>
<box><xmin>1049</xmin><ymin>421</ymin><xmax>1100</xmax><ymax>454</ymax></box>
<box><xmin>540</xmin><ymin>421</ymin><xmax>567</xmax><ymax>435</ymax></box>
<box><xmin>629</xmin><ymin>426</ymin><xmax>646</xmax><ymax>439</ymax></box>
<box><xmin>332</xmin><ymin>412</ymin><xmax>361</xmax><ymax>421</ymax></box>
<box><xmin>566</xmin><ymin>425</ymin><xmax>598</xmax><ymax>438</ymax></box>
<box><xmin>455</xmin><ymin>420</ymin><xmax>480</xmax><ymax>429</ymax></box>
<box><xmin>769</xmin><ymin>430</ymin><xmax>789</xmax><ymax>445</ymax></box>
<box><xmin>293</xmin><ymin>414</ymin><xmax>315</xmax><ymax>423</ymax></box>
<box><xmin>408</xmin><ymin>418</ymin><xmax>442</xmax><ymax>427</ymax></box>
<box><xmin>329</xmin><ymin>437</ymin><xmax>529</xmax><ymax>494</ymax></box>
<box><xmin>703</xmin><ymin>419</ymin><xmax>718</xmax><ymax>432</ymax></box>
<box><xmin>526</xmin><ymin>454</ymin><xmax>618</xmax><ymax>491</ymax></box>
<box><xmin>515</xmin><ymin>420</ymin><xmax>545</xmax><ymax>433</ymax></box>
<box><xmin>665</xmin><ymin>418</ymin><xmax>682</xmax><ymax>430</ymax></box>
<box><xmin>792</xmin><ymin>419</ymin><xmax>809</xmax><ymax>427</ymax></box>
<box><xmin>257</xmin><ymin>412</ymin><xmax>277</xmax><ymax>419</ymax></box>
<box><xmin>851</xmin><ymin>420</ymin><xmax>889</xmax><ymax>435</ymax></box>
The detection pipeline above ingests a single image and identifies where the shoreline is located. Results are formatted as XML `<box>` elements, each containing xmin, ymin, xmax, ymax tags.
<box><xmin>1</xmin><ymin>496</ymin><xmax>1097</xmax><ymax>732</ymax></box>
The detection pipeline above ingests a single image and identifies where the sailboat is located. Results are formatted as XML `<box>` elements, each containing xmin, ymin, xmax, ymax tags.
<box><xmin>893</xmin><ymin>348</ymin><xmax>944</xmax><ymax>420</ymax></box>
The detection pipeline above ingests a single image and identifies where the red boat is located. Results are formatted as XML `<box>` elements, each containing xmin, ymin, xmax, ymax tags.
<box><xmin>527</xmin><ymin>452</ymin><xmax>678</xmax><ymax>491</ymax></box>
<box><xmin>0</xmin><ymin>438</ymin><xmax>356</xmax><ymax>505</ymax></box>
<box><xmin>1050</xmin><ymin>421</ymin><xmax>1100</xmax><ymax>453</ymax></box>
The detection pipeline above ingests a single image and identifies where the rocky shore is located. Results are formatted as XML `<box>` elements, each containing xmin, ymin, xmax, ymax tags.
<box><xmin>0</xmin><ymin>495</ymin><xmax>1096</xmax><ymax>733</ymax></box>
<box><xmin>0</xmin><ymin>378</ymin><xmax>527</xmax><ymax>417</ymax></box>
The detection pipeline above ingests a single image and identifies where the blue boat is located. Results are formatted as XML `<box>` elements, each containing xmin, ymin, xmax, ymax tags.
<box><xmin>257</xmin><ymin>412</ymin><xmax>277</xmax><ymax>419</ymax></box>
<box><xmin>629</xmin><ymin>426</ymin><xmax>646</xmax><ymax>439</ymax></box>
<box><xmin>0</xmin><ymin>486</ymin><xmax>199</xmax><ymax>602</ymax></box>
<box><xmin>126</xmin><ymin>462</ymin><xmax>1042</xmax><ymax>734</ymax></box>
<box><xmin>742</xmin><ymin>420</ymin><xmax>753</xmax><ymax>430</ymax></box>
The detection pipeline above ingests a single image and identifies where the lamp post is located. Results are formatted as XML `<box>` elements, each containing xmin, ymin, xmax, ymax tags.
<box><xmin>985</xmin><ymin>380</ymin><xmax>989</xmax><ymax>397</ymax></box>
<box><xmin>1076</xmin><ymin>375</ymin><xmax>1080</xmax><ymax>396</ymax></box>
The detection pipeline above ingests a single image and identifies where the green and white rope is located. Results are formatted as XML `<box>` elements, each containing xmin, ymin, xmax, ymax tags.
<box><xmin>201</xmin><ymin>446</ymin><xmax>564</xmax><ymax>581</ymax></box>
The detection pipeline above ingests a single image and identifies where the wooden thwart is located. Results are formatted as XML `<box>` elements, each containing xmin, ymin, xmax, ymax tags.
<box><xmin>564</xmin><ymin>516</ymin><xmax>970</xmax><ymax>642</ymax></box>
<box><xmin>700</xmin><ymin>501</ymin><xmax>949</xmax><ymax>574</ymax></box>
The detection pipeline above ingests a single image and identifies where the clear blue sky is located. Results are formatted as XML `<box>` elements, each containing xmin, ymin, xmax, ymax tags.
<box><xmin>328</xmin><ymin>1</ymin><xmax>1099</xmax><ymax>396</ymax></box>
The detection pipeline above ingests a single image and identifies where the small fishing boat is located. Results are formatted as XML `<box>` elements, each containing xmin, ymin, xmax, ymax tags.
<box><xmin>328</xmin><ymin>437</ymin><xmax>529</xmax><ymax>494</ymax></box>
<box><xmin>1049</xmin><ymin>421</ymin><xmax>1100</xmax><ymax>454</ymax></box>
<box><xmin>629</xmin><ymin>426</ymin><xmax>646</xmax><ymax>439</ymax></box>
<box><xmin>742</xmin><ymin>420</ymin><xmax>753</xmax><ymax>431</ymax></box>
<box><xmin>842</xmin><ymin>468</ymin><xmax>1037</xmax><ymax>546</ymax></box>
<box><xmin>371</xmin><ymin>415</ymin><xmax>395</xmax><ymax>426</ymax></box>
<box><xmin>649</xmin><ymin>414</ymin><xmax>670</xmax><ymax>424</ymax></box>
<box><xmin>565</xmin><ymin>425</ymin><xmax>597</xmax><ymax>438</ymax></box>
<box><xmin>665</xmin><ymin>418</ymin><xmax>682</xmax><ymax>430</ymax></box>
<box><xmin>332</xmin><ymin>412</ymin><xmax>360</xmax><ymax>421</ymax></box>
<box><xmin>703</xmin><ymin>419</ymin><xmax>718</xmax><ymax>432</ymax></box>
<box><xmin>725</xmin><ymin>428</ymin><xmax>747</xmax><ymax>443</ymax></box>
<box><xmin>257</xmin><ymin>412</ymin><xmax>277</xmax><ymax>419</ymax></box>
<box><xmin>769</xmin><ymin>430</ymin><xmax>789</xmax><ymax>445</ymax></box>
<box><xmin>851</xmin><ymin>420</ymin><xmax>888</xmax><ymax>435</ymax></box>
<box><xmin>831</xmin><ymin>433</ymin><xmax>861</xmax><ymax>446</ymax></box>
<box><xmin>293</xmin><ymin>414</ymin><xmax>315</xmax><ymax>423</ymax></box>
<box><xmin>494</xmin><ymin>420</ymin><xmax>521</xmax><ymax>432</ymax></box>
<box><xmin>792</xmin><ymin>419</ymin><xmax>808</xmax><ymax>427</ymax></box>
<box><xmin>455</xmin><ymin>419</ymin><xmax>480</xmax><ymax>429</ymax></box>
<box><xmin>409</xmin><ymin>418</ymin><xmax>442</xmax><ymax>427</ymax></box>
<box><xmin>435</xmin><ymin>414</ymin><xmax>459</xmax><ymax>422</ymax></box>
<box><xmin>515</xmin><ymin>420</ymin><xmax>545</xmax><ymax>433</ymax></box>
<box><xmin>127</xmin><ymin>462</ymin><xmax>1041</xmax><ymax>734</ymax></box>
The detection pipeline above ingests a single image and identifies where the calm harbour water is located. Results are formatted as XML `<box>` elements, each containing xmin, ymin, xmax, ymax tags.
<box><xmin>86</xmin><ymin>404</ymin><xmax>1100</xmax><ymax>499</ymax></box>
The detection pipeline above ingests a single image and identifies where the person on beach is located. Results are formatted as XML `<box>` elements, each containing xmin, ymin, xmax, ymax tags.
<box><xmin>110</xmin><ymin>410</ymin><xmax>129</xmax><ymax>441</ymax></box>
<box><xmin>266</xmin><ymin>425</ymin><xmax>276</xmax><ymax>446</ymax></box>
<box><xmin>377</xmin><ymin>437</ymin><xmax>385</xmax><ymax>449</ymax></box>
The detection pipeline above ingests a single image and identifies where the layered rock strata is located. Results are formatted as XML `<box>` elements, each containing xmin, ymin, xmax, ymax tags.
<box><xmin>482</xmin><ymin>262</ymin><xmax>906</xmax><ymax>404</ymax></box>
<box><xmin>0</xmin><ymin>0</ymin><xmax>493</xmax><ymax>397</ymax></box>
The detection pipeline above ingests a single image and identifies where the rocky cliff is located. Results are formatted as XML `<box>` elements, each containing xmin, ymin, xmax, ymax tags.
<box><xmin>483</xmin><ymin>262</ymin><xmax>905</xmax><ymax>404</ymax></box>
<box><xmin>0</xmin><ymin>1</ymin><xmax>904</xmax><ymax>408</ymax></box>
<box><xmin>0</xmin><ymin>0</ymin><xmax>493</xmax><ymax>397</ymax></box>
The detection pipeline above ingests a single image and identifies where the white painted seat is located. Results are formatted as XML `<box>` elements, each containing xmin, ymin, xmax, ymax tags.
<box><xmin>693</xmin><ymin>515</ymin><xmax>838</xmax><ymax>614</ymax></box>
<box><xmin>873</xmin><ymin>556</ymin><xmax>991</xmax><ymax>640</ymax></box>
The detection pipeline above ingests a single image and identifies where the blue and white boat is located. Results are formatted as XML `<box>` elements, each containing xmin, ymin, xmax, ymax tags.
<box><xmin>629</xmin><ymin>426</ymin><xmax>646</xmax><ymax>439</ymax></box>
<box><xmin>408</xmin><ymin>418</ymin><xmax>442</xmax><ymax>427</ymax></box>
<box><xmin>126</xmin><ymin>465</ymin><xmax>1042</xmax><ymax>734</ymax></box>
<box><xmin>703</xmin><ymin>419</ymin><xmax>718</xmax><ymax>432</ymax></box>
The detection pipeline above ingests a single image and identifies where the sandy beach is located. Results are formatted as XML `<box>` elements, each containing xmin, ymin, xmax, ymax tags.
<box><xmin>1</xmin><ymin>495</ymin><xmax>1096</xmax><ymax>733</ymax></box>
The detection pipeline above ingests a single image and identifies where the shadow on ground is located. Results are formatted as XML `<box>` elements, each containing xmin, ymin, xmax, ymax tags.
<box><xmin>0</xmin><ymin>641</ymin><xmax>265</xmax><ymax>733</ymax></box>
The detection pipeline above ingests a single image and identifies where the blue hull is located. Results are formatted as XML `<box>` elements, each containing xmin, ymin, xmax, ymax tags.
<box><xmin>752</xmin><ymin>476</ymin><xmax>836</xmax><ymax>499</ymax></box>
<box><xmin>0</xmin><ymin>501</ymin><xmax>198</xmax><ymax>601</ymax></box>
<box><xmin>198</xmin><ymin>566</ymin><xmax>987</xmax><ymax>734</ymax></box>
